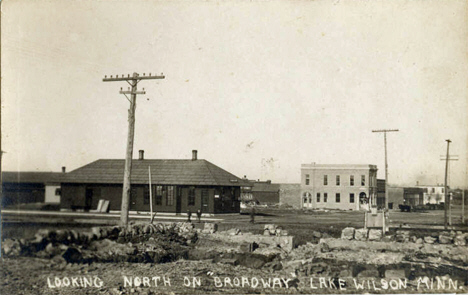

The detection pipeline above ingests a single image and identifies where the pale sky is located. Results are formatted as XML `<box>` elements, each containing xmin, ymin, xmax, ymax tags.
<box><xmin>2</xmin><ymin>0</ymin><xmax>467</xmax><ymax>188</ymax></box>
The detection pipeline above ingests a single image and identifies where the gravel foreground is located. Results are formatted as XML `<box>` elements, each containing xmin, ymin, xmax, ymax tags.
<box><xmin>1</xmin><ymin>257</ymin><xmax>467</xmax><ymax>295</ymax></box>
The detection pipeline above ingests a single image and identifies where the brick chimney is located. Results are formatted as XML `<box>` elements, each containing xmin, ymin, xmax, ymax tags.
<box><xmin>192</xmin><ymin>150</ymin><xmax>197</xmax><ymax>161</ymax></box>
<box><xmin>139</xmin><ymin>150</ymin><xmax>144</xmax><ymax>160</ymax></box>
<box><xmin>62</xmin><ymin>166</ymin><xmax>66</xmax><ymax>173</ymax></box>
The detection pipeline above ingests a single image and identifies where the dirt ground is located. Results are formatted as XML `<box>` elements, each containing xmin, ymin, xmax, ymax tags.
<box><xmin>2</xmin><ymin>256</ymin><xmax>466</xmax><ymax>295</ymax></box>
<box><xmin>1</xmin><ymin>208</ymin><xmax>467</xmax><ymax>294</ymax></box>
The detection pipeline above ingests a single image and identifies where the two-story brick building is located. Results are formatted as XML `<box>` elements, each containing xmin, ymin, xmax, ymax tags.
<box><xmin>300</xmin><ymin>163</ymin><xmax>378</xmax><ymax>210</ymax></box>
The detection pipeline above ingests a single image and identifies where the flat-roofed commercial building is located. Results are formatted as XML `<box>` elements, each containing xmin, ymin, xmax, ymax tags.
<box><xmin>301</xmin><ymin>163</ymin><xmax>378</xmax><ymax>210</ymax></box>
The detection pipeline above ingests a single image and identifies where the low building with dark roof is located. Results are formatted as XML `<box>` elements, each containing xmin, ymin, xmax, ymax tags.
<box><xmin>60</xmin><ymin>150</ymin><xmax>249</xmax><ymax>215</ymax></box>
<box><xmin>251</xmin><ymin>181</ymin><xmax>280</xmax><ymax>205</ymax></box>
<box><xmin>2</xmin><ymin>170</ymin><xmax>65</xmax><ymax>207</ymax></box>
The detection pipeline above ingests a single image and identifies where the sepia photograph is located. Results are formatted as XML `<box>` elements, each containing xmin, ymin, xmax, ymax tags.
<box><xmin>1</xmin><ymin>0</ymin><xmax>467</xmax><ymax>294</ymax></box>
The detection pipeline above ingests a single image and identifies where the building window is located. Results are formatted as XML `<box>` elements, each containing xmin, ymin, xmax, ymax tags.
<box><xmin>316</xmin><ymin>193</ymin><xmax>320</xmax><ymax>202</ymax></box>
<box><xmin>303</xmin><ymin>193</ymin><xmax>308</xmax><ymax>204</ymax></box>
<box><xmin>361</xmin><ymin>175</ymin><xmax>366</xmax><ymax>186</ymax></box>
<box><xmin>201</xmin><ymin>189</ymin><xmax>209</xmax><ymax>208</ymax></box>
<box><xmin>350</xmin><ymin>175</ymin><xmax>354</xmax><ymax>186</ymax></box>
<box><xmin>166</xmin><ymin>186</ymin><xmax>174</xmax><ymax>206</ymax></box>
<box><xmin>324</xmin><ymin>175</ymin><xmax>328</xmax><ymax>185</ymax></box>
<box><xmin>305</xmin><ymin>174</ymin><xmax>310</xmax><ymax>185</ymax></box>
<box><xmin>350</xmin><ymin>193</ymin><xmax>355</xmax><ymax>203</ymax></box>
<box><xmin>130</xmin><ymin>188</ymin><xmax>138</xmax><ymax>205</ymax></box>
<box><xmin>442</xmin><ymin>188</ymin><xmax>444</xmax><ymax>193</ymax></box>
<box><xmin>336</xmin><ymin>175</ymin><xmax>340</xmax><ymax>186</ymax></box>
<box><xmin>144</xmin><ymin>187</ymin><xmax>150</xmax><ymax>204</ymax></box>
<box><xmin>55</xmin><ymin>188</ymin><xmax>61</xmax><ymax>196</ymax></box>
<box><xmin>324</xmin><ymin>193</ymin><xmax>328</xmax><ymax>202</ymax></box>
<box><xmin>155</xmin><ymin>186</ymin><xmax>162</xmax><ymax>205</ymax></box>
<box><xmin>432</xmin><ymin>188</ymin><xmax>435</xmax><ymax>193</ymax></box>
<box><xmin>336</xmin><ymin>193</ymin><xmax>340</xmax><ymax>203</ymax></box>
<box><xmin>188</xmin><ymin>187</ymin><xmax>195</xmax><ymax>206</ymax></box>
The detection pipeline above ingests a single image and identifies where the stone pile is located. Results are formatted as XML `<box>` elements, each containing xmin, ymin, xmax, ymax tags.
<box><xmin>395</xmin><ymin>230</ymin><xmax>410</xmax><ymax>242</ymax></box>
<box><xmin>224</xmin><ymin>228</ymin><xmax>242</xmax><ymax>235</ymax></box>
<box><xmin>368</xmin><ymin>229</ymin><xmax>383</xmax><ymax>241</ymax></box>
<box><xmin>1</xmin><ymin>222</ymin><xmax>198</xmax><ymax>259</ymax></box>
<box><xmin>263</xmin><ymin>224</ymin><xmax>289</xmax><ymax>236</ymax></box>
<box><xmin>341</xmin><ymin>227</ymin><xmax>355</xmax><ymax>240</ymax></box>
<box><xmin>354</xmin><ymin>228</ymin><xmax>368</xmax><ymax>241</ymax></box>
<box><xmin>339</xmin><ymin>227</ymin><xmax>468</xmax><ymax>246</ymax></box>
<box><xmin>201</xmin><ymin>223</ymin><xmax>218</xmax><ymax>234</ymax></box>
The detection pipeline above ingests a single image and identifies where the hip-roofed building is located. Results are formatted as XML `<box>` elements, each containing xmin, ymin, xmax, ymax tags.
<box><xmin>60</xmin><ymin>150</ymin><xmax>249</xmax><ymax>215</ymax></box>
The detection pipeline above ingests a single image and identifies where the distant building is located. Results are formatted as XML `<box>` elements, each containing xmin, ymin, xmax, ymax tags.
<box><xmin>300</xmin><ymin>163</ymin><xmax>378</xmax><ymax>210</ymax></box>
<box><xmin>403</xmin><ymin>187</ymin><xmax>426</xmax><ymax>206</ymax></box>
<box><xmin>377</xmin><ymin>179</ymin><xmax>386</xmax><ymax>208</ymax></box>
<box><xmin>279</xmin><ymin>183</ymin><xmax>301</xmax><ymax>208</ymax></box>
<box><xmin>60</xmin><ymin>150</ymin><xmax>249</xmax><ymax>215</ymax></box>
<box><xmin>415</xmin><ymin>184</ymin><xmax>445</xmax><ymax>204</ymax></box>
<box><xmin>2</xmin><ymin>170</ymin><xmax>65</xmax><ymax>207</ymax></box>
<box><xmin>240</xmin><ymin>179</ymin><xmax>280</xmax><ymax>205</ymax></box>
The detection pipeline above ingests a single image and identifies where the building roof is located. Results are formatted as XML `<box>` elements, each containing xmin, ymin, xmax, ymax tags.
<box><xmin>301</xmin><ymin>163</ymin><xmax>378</xmax><ymax>170</ymax></box>
<box><xmin>251</xmin><ymin>182</ymin><xmax>281</xmax><ymax>193</ymax></box>
<box><xmin>62</xmin><ymin>159</ymin><xmax>250</xmax><ymax>187</ymax></box>
<box><xmin>2</xmin><ymin>172</ymin><xmax>65</xmax><ymax>184</ymax></box>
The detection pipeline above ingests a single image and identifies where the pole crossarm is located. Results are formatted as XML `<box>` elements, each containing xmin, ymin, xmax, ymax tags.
<box><xmin>120</xmin><ymin>90</ymin><xmax>146</xmax><ymax>95</ymax></box>
<box><xmin>440</xmin><ymin>156</ymin><xmax>459</xmax><ymax>161</ymax></box>
<box><xmin>102</xmin><ymin>74</ymin><xmax>165</xmax><ymax>82</ymax></box>
<box><xmin>372</xmin><ymin>129</ymin><xmax>399</xmax><ymax>133</ymax></box>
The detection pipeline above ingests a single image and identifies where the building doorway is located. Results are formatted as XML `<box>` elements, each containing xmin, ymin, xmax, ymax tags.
<box><xmin>302</xmin><ymin>192</ymin><xmax>312</xmax><ymax>208</ymax></box>
<box><xmin>176</xmin><ymin>187</ymin><xmax>182</xmax><ymax>214</ymax></box>
<box><xmin>359</xmin><ymin>192</ymin><xmax>368</xmax><ymax>210</ymax></box>
<box><xmin>85</xmin><ymin>188</ymin><xmax>93</xmax><ymax>211</ymax></box>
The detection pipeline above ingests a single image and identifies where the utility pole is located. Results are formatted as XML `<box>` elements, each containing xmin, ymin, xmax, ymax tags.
<box><xmin>442</xmin><ymin>139</ymin><xmax>452</xmax><ymax>229</ymax></box>
<box><xmin>440</xmin><ymin>153</ymin><xmax>458</xmax><ymax>226</ymax></box>
<box><xmin>103</xmin><ymin>72</ymin><xmax>165</xmax><ymax>226</ymax></box>
<box><xmin>372</xmin><ymin>129</ymin><xmax>399</xmax><ymax>211</ymax></box>
<box><xmin>463</xmin><ymin>189</ymin><xmax>466</xmax><ymax>225</ymax></box>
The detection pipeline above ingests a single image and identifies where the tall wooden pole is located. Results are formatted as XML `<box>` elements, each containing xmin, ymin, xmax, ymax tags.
<box><xmin>120</xmin><ymin>73</ymin><xmax>138</xmax><ymax>226</ymax></box>
<box><xmin>149</xmin><ymin>166</ymin><xmax>154</xmax><ymax>223</ymax></box>
<box><xmin>103</xmin><ymin>72</ymin><xmax>165</xmax><ymax>226</ymax></box>
<box><xmin>444</xmin><ymin>139</ymin><xmax>451</xmax><ymax>229</ymax></box>
<box><xmin>462</xmin><ymin>189</ymin><xmax>466</xmax><ymax>225</ymax></box>
<box><xmin>372</xmin><ymin>129</ymin><xmax>399</xmax><ymax>211</ymax></box>
<box><xmin>384</xmin><ymin>132</ymin><xmax>388</xmax><ymax>209</ymax></box>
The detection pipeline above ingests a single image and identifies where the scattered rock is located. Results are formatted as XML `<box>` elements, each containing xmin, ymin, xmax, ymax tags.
<box><xmin>395</xmin><ymin>230</ymin><xmax>410</xmax><ymax>243</ymax></box>
<box><xmin>454</xmin><ymin>234</ymin><xmax>467</xmax><ymax>246</ymax></box>
<box><xmin>368</xmin><ymin>229</ymin><xmax>382</xmax><ymax>241</ymax></box>
<box><xmin>55</xmin><ymin>230</ymin><xmax>69</xmax><ymax>243</ymax></box>
<box><xmin>203</xmin><ymin>223</ymin><xmax>218</xmax><ymax>234</ymax></box>
<box><xmin>424</xmin><ymin>236</ymin><xmax>437</xmax><ymax>244</ymax></box>
<box><xmin>62</xmin><ymin>247</ymin><xmax>83</xmax><ymax>263</ymax></box>
<box><xmin>438</xmin><ymin>235</ymin><xmax>453</xmax><ymax>244</ymax></box>
<box><xmin>224</xmin><ymin>228</ymin><xmax>241</xmax><ymax>236</ymax></box>
<box><xmin>2</xmin><ymin>239</ymin><xmax>21</xmax><ymax>256</ymax></box>
<box><xmin>341</xmin><ymin>227</ymin><xmax>355</xmax><ymax>240</ymax></box>
<box><xmin>312</xmin><ymin>231</ymin><xmax>322</xmax><ymax>238</ymax></box>
<box><xmin>354</xmin><ymin>228</ymin><xmax>368</xmax><ymax>241</ymax></box>
<box><xmin>320</xmin><ymin>242</ymin><xmax>330</xmax><ymax>253</ymax></box>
